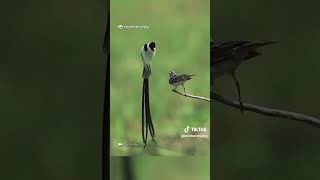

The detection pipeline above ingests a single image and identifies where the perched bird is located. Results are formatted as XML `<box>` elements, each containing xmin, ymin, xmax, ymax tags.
<box><xmin>169</xmin><ymin>70</ymin><xmax>195</xmax><ymax>95</ymax></box>
<box><xmin>141</xmin><ymin>41</ymin><xmax>157</xmax><ymax>147</ymax></box>
<box><xmin>211</xmin><ymin>40</ymin><xmax>277</xmax><ymax>113</ymax></box>
<box><xmin>141</xmin><ymin>42</ymin><xmax>156</xmax><ymax>79</ymax></box>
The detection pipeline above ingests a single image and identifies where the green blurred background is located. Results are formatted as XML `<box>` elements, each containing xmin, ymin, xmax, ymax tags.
<box><xmin>110</xmin><ymin>157</ymin><xmax>210</xmax><ymax>180</ymax></box>
<box><xmin>110</xmin><ymin>0</ymin><xmax>210</xmax><ymax>156</ymax></box>
<box><xmin>213</xmin><ymin>0</ymin><xmax>320</xmax><ymax>179</ymax></box>
<box><xmin>1</xmin><ymin>0</ymin><xmax>106</xmax><ymax>179</ymax></box>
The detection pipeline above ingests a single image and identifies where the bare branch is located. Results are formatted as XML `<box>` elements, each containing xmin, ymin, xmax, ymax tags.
<box><xmin>211</xmin><ymin>92</ymin><xmax>320</xmax><ymax>128</ymax></box>
<box><xmin>172</xmin><ymin>89</ymin><xmax>210</xmax><ymax>102</ymax></box>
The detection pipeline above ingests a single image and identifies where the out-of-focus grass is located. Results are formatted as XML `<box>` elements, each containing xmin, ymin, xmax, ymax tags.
<box><xmin>110</xmin><ymin>0</ymin><xmax>210</xmax><ymax>156</ymax></box>
<box><xmin>111</xmin><ymin>157</ymin><xmax>210</xmax><ymax>180</ymax></box>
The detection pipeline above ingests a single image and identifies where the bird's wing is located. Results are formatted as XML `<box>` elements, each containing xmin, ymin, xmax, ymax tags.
<box><xmin>244</xmin><ymin>50</ymin><xmax>261</xmax><ymax>60</ymax></box>
<box><xmin>170</xmin><ymin>75</ymin><xmax>193</xmax><ymax>83</ymax></box>
<box><xmin>141</xmin><ymin>51</ymin><xmax>144</xmax><ymax>62</ymax></box>
<box><xmin>211</xmin><ymin>40</ymin><xmax>277</xmax><ymax>64</ymax></box>
<box><xmin>233</xmin><ymin>41</ymin><xmax>277</xmax><ymax>53</ymax></box>
<box><xmin>181</xmin><ymin>74</ymin><xmax>195</xmax><ymax>80</ymax></box>
<box><xmin>212</xmin><ymin>41</ymin><xmax>249</xmax><ymax>64</ymax></box>
<box><xmin>169</xmin><ymin>75</ymin><xmax>183</xmax><ymax>84</ymax></box>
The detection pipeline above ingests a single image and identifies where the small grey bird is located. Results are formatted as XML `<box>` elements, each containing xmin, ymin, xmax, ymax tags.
<box><xmin>211</xmin><ymin>40</ymin><xmax>277</xmax><ymax>113</ymax></box>
<box><xmin>169</xmin><ymin>70</ymin><xmax>195</xmax><ymax>95</ymax></box>
<box><xmin>141</xmin><ymin>42</ymin><xmax>156</xmax><ymax>79</ymax></box>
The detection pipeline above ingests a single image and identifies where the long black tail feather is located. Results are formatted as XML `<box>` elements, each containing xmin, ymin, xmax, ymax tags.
<box><xmin>142</xmin><ymin>80</ymin><xmax>147</xmax><ymax>147</ymax></box>
<box><xmin>145</xmin><ymin>80</ymin><xmax>155</xmax><ymax>141</ymax></box>
<box><xmin>142</xmin><ymin>79</ymin><xmax>156</xmax><ymax>148</ymax></box>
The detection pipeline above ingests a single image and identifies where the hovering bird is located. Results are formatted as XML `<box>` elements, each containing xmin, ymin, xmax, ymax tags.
<box><xmin>169</xmin><ymin>70</ymin><xmax>195</xmax><ymax>95</ymax></box>
<box><xmin>211</xmin><ymin>40</ymin><xmax>277</xmax><ymax>113</ymax></box>
<box><xmin>140</xmin><ymin>41</ymin><xmax>157</xmax><ymax>148</ymax></box>
<box><xmin>141</xmin><ymin>42</ymin><xmax>156</xmax><ymax>79</ymax></box>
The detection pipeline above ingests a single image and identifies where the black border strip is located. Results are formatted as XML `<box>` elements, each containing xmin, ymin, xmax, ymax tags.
<box><xmin>210</xmin><ymin>2</ymin><xmax>213</xmax><ymax>180</ymax></box>
<box><xmin>102</xmin><ymin>3</ymin><xmax>110</xmax><ymax>180</ymax></box>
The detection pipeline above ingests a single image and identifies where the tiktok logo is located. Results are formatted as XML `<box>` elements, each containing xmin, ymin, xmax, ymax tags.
<box><xmin>183</xmin><ymin>126</ymin><xmax>207</xmax><ymax>133</ymax></box>
<box><xmin>184</xmin><ymin>126</ymin><xmax>190</xmax><ymax>133</ymax></box>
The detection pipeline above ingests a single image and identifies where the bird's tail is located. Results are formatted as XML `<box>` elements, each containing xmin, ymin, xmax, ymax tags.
<box><xmin>234</xmin><ymin>40</ymin><xmax>278</xmax><ymax>52</ymax></box>
<box><xmin>256</xmin><ymin>40</ymin><xmax>278</xmax><ymax>47</ymax></box>
<box><xmin>142</xmin><ymin>79</ymin><xmax>156</xmax><ymax>148</ymax></box>
<box><xmin>142</xmin><ymin>64</ymin><xmax>152</xmax><ymax>79</ymax></box>
<box><xmin>186</xmin><ymin>74</ymin><xmax>195</xmax><ymax>80</ymax></box>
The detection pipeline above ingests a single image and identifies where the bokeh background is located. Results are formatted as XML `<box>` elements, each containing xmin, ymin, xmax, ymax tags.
<box><xmin>6</xmin><ymin>0</ymin><xmax>320</xmax><ymax>179</ymax></box>
<box><xmin>110</xmin><ymin>0</ymin><xmax>210</xmax><ymax>156</ymax></box>
<box><xmin>213</xmin><ymin>0</ymin><xmax>320</xmax><ymax>179</ymax></box>
<box><xmin>1</xmin><ymin>0</ymin><xmax>106</xmax><ymax>179</ymax></box>
<box><xmin>110</xmin><ymin>157</ymin><xmax>210</xmax><ymax>180</ymax></box>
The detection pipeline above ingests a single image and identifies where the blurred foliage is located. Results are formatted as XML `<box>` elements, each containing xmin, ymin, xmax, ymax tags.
<box><xmin>213</xmin><ymin>0</ymin><xmax>320</xmax><ymax>179</ymax></box>
<box><xmin>110</xmin><ymin>157</ymin><xmax>210</xmax><ymax>180</ymax></box>
<box><xmin>110</xmin><ymin>0</ymin><xmax>210</xmax><ymax>156</ymax></box>
<box><xmin>1</xmin><ymin>0</ymin><xmax>105</xmax><ymax>179</ymax></box>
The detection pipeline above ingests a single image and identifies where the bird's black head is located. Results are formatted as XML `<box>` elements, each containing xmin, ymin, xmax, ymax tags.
<box><xmin>169</xmin><ymin>70</ymin><xmax>176</xmax><ymax>77</ymax></box>
<box><xmin>149</xmin><ymin>42</ymin><xmax>156</xmax><ymax>51</ymax></box>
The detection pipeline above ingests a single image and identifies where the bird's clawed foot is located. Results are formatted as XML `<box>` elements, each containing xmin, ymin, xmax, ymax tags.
<box><xmin>172</xmin><ymin>88</ymin><xmax>177</xmax><ymax>93</ymax></box>
<box><xmin>182</xmin><ymin>85</ymin><xmax>187</xmax><ymax>97</ymax></box>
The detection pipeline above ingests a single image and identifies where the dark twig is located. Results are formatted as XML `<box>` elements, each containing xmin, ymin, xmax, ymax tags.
<box><xmin>211</xmin><ymin>92</ymin><xmax>320</xmax><ymax>128</ymax></box>
<box><xmin>172</xmin><ymin>89</ymin><xmax>210</xmax><ymax>102</ymax></box>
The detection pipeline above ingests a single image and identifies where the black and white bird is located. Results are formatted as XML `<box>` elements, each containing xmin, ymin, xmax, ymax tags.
<box><xmin>169</xmin><ymin>70</ymin><xmax>195</xmax><ymax>95</ymax></box>
<box><xmin>211</xmin><ymin>40</ymin><xmax>277</xmax><ymax>113</ymax></box>
<box><xmin>141</xmin><ymin>42</ymin><xmax>156</xmax><ymax>79</ymax></box>
<box><xmin>141</xmin><ymin>41</ymin><xmax>157</xmax><ymax>148</ymax></box>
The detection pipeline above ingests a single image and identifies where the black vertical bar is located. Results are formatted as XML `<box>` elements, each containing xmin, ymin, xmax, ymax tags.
<box><xmin>102</xmin><ymin>6</ymin><xmax>110</xmax><ymax>180</ymax></box>
<box><xmin>210</xmin><ymin>2</ymin><xmax>214</xmax><ymax>179</ymax></box>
